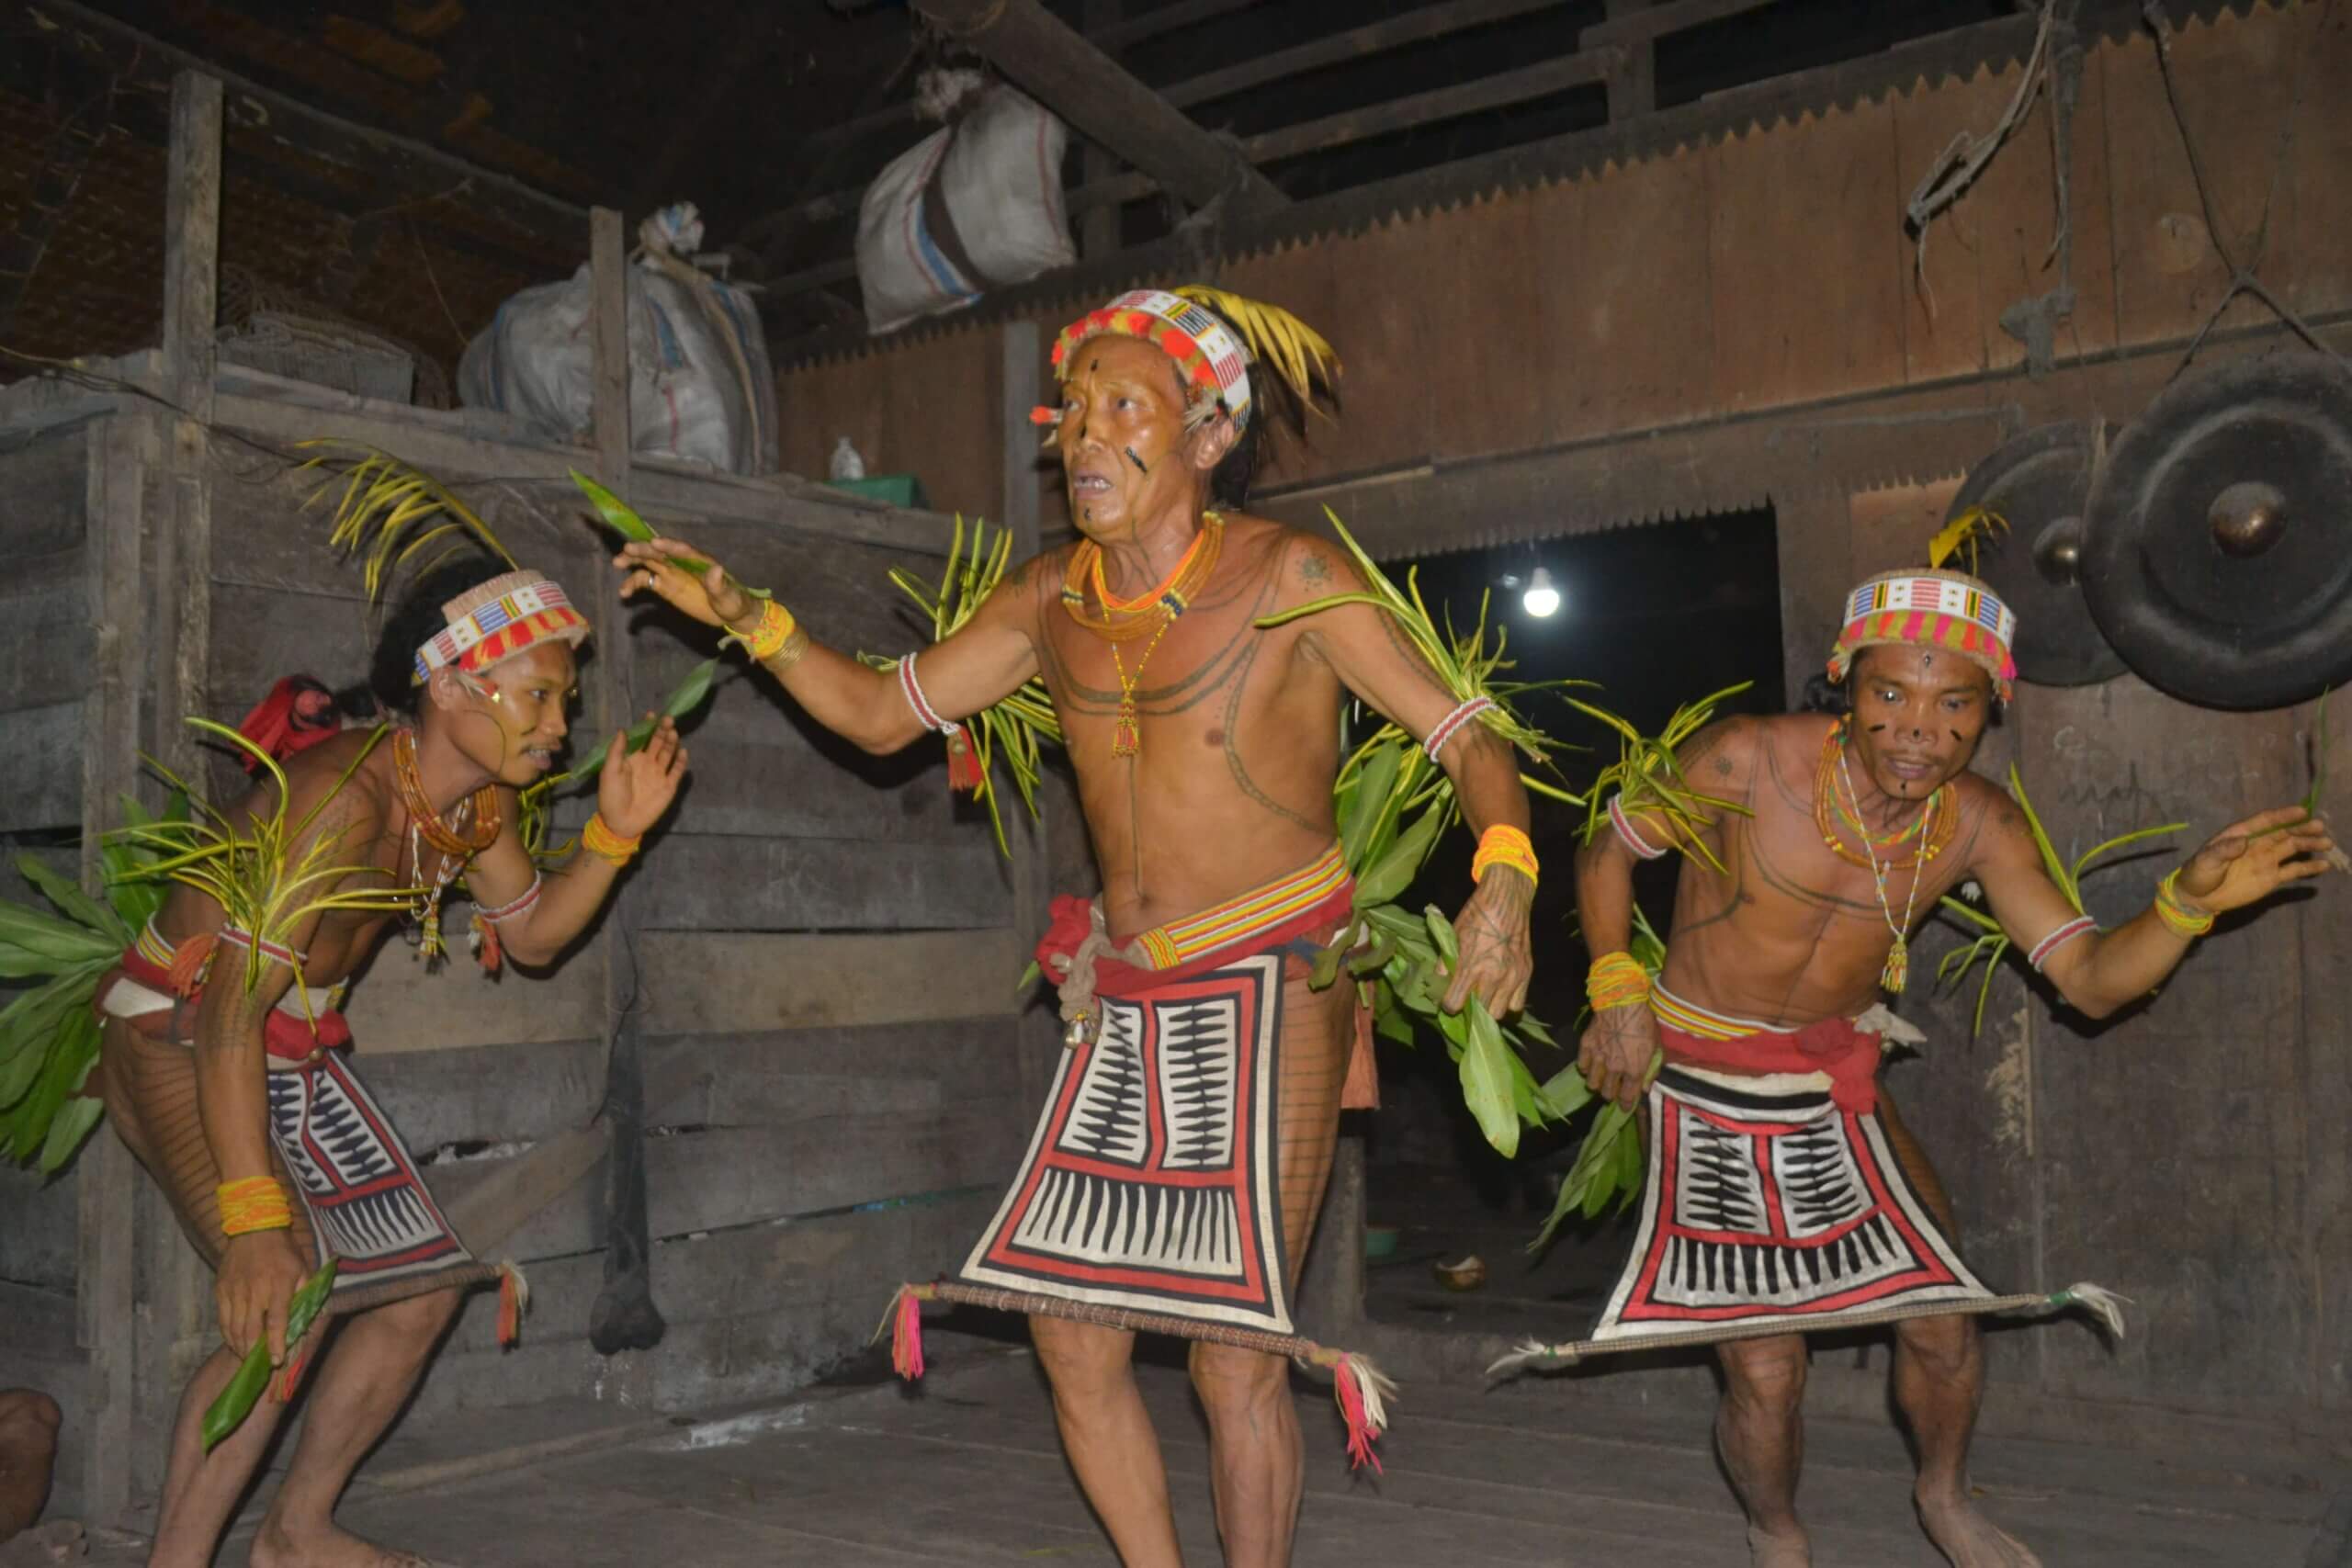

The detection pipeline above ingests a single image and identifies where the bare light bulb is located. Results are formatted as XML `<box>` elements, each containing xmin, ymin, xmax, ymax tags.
<box><xmin>1521</xmin><ymin>566</ymin><xmax>1561</xmax><ymax>618</ymax></box>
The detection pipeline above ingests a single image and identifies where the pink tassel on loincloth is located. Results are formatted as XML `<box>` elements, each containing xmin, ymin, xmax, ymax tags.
<box><xmin>1328</xmin><ymin>1353</ymin><xmax>1395</xmax><ymax>1472</ymax></box>
<box><xmin>890</xmin><ymin>1285</ymin><xmax>926</xmax><ymax>1380</ymax></box>
<box><xmin>496</xmin><ymin>1261</ymin><xmax>530</xmax><ymax>1348</ymax></box>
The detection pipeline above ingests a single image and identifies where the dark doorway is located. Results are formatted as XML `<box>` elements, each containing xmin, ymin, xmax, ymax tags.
<box><xmin>1358</xmin><ymin>507</ymin><xmax>1786</xmax><ymax>1341</ymax></box>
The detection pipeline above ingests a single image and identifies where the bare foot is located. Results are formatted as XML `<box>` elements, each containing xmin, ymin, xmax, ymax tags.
<box><xmin>1917</xmin><ymin>1490</ymin><xmax>2041</xmax><ymax>1568</ymax></box>
<box><xmin>0</xmin><ymin>1519</ymin><xmax>86</xmax><ymax>1565</ymax></box>
<box><xmin>1747</xmin><ymin>1523</ymin><xmax>1810</xmax><ymax>1567</ymax></box>
<box><xmin>247</xmin><ymin>1522</ymin><xmax>437</xmax><ymax>1568</ymax></box>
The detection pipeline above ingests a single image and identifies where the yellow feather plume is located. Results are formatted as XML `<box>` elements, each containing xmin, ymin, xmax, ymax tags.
<box><xmin>1927</xmin><ymin>506</ymin><xmax>2007</xmax><ymax>575</ymax></box>
<box><xmin>1173</xmin><ymin>285</ymin><xmax>1340</xmax><ymax>409</ymax></box>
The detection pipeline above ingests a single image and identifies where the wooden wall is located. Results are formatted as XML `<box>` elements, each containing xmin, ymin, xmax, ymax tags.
<box><xmin>775</xmin><ymin>2</ymin><xmax>2351</xmax><ymax>550</ymax></box>
<box><xmin>0</xmin><ymin>379</ymin><xmax>1038</xmax><ymax>1512</ymax></box>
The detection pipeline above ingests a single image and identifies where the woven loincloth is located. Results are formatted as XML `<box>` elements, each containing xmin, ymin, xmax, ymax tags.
<box><xmin>961</xmin><ymin>948</ymin><xmax>1297</xmax><ymax>1332</ymax></box>
<box><xmin>98</xmin><ymin>919</ymin><xmax>502</xmax><ymax>1311</ymax></box>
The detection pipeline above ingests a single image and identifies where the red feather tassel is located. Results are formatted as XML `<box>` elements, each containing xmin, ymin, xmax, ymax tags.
<box><xmin>473</xmin><ymin>914</ymin><xmax>503</xmax><ymax>976</ymax></box>
<box><xmin>497</xmin><ymin>1264</ymin><xmax>526</xmax><ymax>1348</ymax></box>
<box><xmin>168</xmin><ymin>932</ymin><xmax>216</xmax><ymax>998</ymax></box>
<box><xmin>890</xmin><ymin>1287</ymin><xmax>925</xmax><ymax>1382</ymax></box>
<box><xmin>1332</xmin><ymin>1355</ymin><xmax>1385</xmax><ymax>1473</ymax></box>
<box><xmin>945</xmin><ymin>727</ymin><xmax>983</xmax><ymax>795</ymax></box>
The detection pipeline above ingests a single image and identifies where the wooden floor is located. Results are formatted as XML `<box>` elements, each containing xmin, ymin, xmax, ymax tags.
<box><xmin>115</xmin><ymin>1336</ymin><xmax>2331</xmax><ymax>1567</ymax></box>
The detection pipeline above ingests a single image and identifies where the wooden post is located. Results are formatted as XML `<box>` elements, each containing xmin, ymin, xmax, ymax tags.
<box><xmin>584</xmin><ymin>207</ymin><xmax>664</xmax><ymax>1366</ymax></box>
<box><xmin>76</xmin><ymin>67</ymin><xmax>224</xmax><ymax>1526</ymax></box>
<box><xmin>1601</xmin><ymin>0</ymin><xmax>1657</xmax><ymax>119</ymax></box>
<box><xmin>1080</xmin><ymin>0</ymin><xmax>1123</xmax><ymax>259</ymax></box>
<box><xmin>74</xmin><ymin>419</ymin><xmax>148</xmax><ymax>1530</ymax></box>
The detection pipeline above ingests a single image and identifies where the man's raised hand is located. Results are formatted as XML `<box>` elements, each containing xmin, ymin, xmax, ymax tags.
<box><xmin>2172</xmin><ymin>806</ymin><xmax>2336</xmax><ymax>915</ymax></box>
<box><xmin>615</xmin><ymin>536</ymin><xmax>754</xmax><ymax>632</ymax></box>
<box><xmin>595</xmin><ymin>713</ymin><xmax>688</xmax><ymax>840</ymax></box>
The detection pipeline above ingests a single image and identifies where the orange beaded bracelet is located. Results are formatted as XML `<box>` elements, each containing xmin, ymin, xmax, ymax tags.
<box><xmin>217</xmin><ymin>1176</ymin><xmax>292</xmax><ymax>1237</ymax></box>
<box><xmin>1471</xmin><ymin>824</ymin><xmax>1540</xmax><ymax>888</ymax></box>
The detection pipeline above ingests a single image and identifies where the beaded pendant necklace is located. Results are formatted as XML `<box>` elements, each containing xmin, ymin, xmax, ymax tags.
<box><xmin>1827</xmin><ymin>732</ymin><xmax>1939</xmax><ymax>994</ymax></box>
<box><xmin>1812</xmin><ymin>722</ymin><xmax>1954</xmax><ymax>871</ymax></box>
<box><xmin>1059</xmin><ymin>513</ymin><xmax>1225</xmax><ymax>757</ymax></box>
<box><xmin>390</xmin><ymin>728</ymin><xmax>502</xmax><ymax>960</ymax></box>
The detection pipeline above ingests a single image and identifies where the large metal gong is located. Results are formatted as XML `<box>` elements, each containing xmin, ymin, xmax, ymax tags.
<box><xmin>2080</xmin><ymin>352</ymin><xmax>2352</xmax><ymax>710</ymax></box>
<box><xmin>1945</xmin><ymin>422</ymin><xmax>2121</xmax><ymax>686</ymax></box>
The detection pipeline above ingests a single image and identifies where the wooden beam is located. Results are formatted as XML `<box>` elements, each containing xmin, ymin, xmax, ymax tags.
<box><xmin>25</xmin><ymin>0</ymin><xmax>587</xmax><ymax>256</ymax></box>
<box><xmin>1239</xmin><ymin>45</ymin><xmax>1617</xmax><ymax>167</ymax></box>
<box><xmin>1582</xmin><ymin>0</ymin><xmax>1778</xmax><ymax>44</ymax></box>
<box><xmin>1600</xmin><ymin>0</ymin><xmax>1658</xmax><ymax>119</ymax></box>
<box><xmin>158</xmin><ymin>68</ymin><xmax>220</xmax><ymax>783</ymax></box>
<box><xmin>915</xmin><ymin>0</ymin><xmax>1286</xmax><ymax>216</ymax></box>
<box><xmin>1000</xmin><ymin>320</ymin><xmax>1057</xmax><ymax>1115</ymax></box>
<box><xmin>1080</xmin><ymin>0</ymin><xmax>1125</xmax><ymax>259</ymax></box>
<box><xmin>1090</xmin><ymin>0</ymin><xmax>1262</xmax><ymax>50</ymax></box>
<box><xmin>1164</xmin><ymin>0</ymin><xmax>1574</xmax><ymax>110</ymax></box>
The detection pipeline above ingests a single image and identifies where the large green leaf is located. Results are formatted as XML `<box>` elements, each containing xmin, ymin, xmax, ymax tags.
<box><xmin>1340</xmin><ymin>743</ymin><xmax>1400</xmax><ymax>871</ymax></box>
<box><xmin>8</xmin><ymin>1009</ymin><xmax>95</xmax><ymax>1161</ymax></box>
<box><xmin>0</xmin><ymin>971</ymin><xmax>95</xmax><ymax>1106</ymax></box>
<box><xmin>1458</xmin><ymin>1002</ymin><xmax>1519</xmax><ymax>1157</ymax></box>
<box><xmin>0</xmin><ymin>903</ymin><xmax>120</xmax><ymax>964</ymax></box>
<box><xmin>1353</xmin><ymin>803</ymin><xmax>1443</xmax><ymax>909</ymax></box>
<box><xmin>17</xmin><ymin>854</ymin><xmax>128</xmax><ymax>945</ymax></box>
<box><xmin>37</xmin><ymin>1089</ymin><xmax>103</xmax><ymax>1176</ymax></box>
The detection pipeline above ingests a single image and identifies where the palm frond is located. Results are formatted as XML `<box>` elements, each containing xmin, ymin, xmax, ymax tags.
<box><xmin>1171</xmin><ymin>286</ymin><xmax>1340</xmax><ymax>407</ymax></box>
<box><xmin>1927</xmin><ymin>506</ymin><xmax>2008</xmax><ymax>575</ymax></box>
<box><xmin>1569</xmin><ymin>683</ymin><xmax>1756</xmax><ymax>873</ymax></box>
<box><xmin>296</xmin><ymin>442</ymin><xmax>515</xmax><ymax>600</ymax></box>
<box><xmin>865</xmin><ymin>515</ymin><xmax>1063</xmax><ymax>858</ymax></box>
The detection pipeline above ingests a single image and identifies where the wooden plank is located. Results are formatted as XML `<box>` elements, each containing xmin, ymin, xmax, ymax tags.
<box><xmin>642</xmin><ymin>1018</ymin><xmax>1025</xmax><ymax>1126</ymax></box>
<box><xmin>0</xmin><ymin>548</ymin><xmax>95</xmax><ymax>714</ymax></box>
<box><xmin>1582</xmin><ymin>0</ymin><xmax>1776</xmax><ymax>44</ymax></box>
<box><xmin>2021</xmin><ymin>682</ymin><xmax>2311</xmax><ymax>1408</ymax></box>
<box><xmin>338</xmin><ymin>928</ymin><xmax>607</xmax><ymax>1055</ymax></box>
<box><xmin>1164</xmin><ymin>0</ymin><xmax>1575</xmax><ymax>111</ymax></box>
<box><xmin>1091</xmin><ymin>0</ymin><xmax>1261</xmax><ymax>50</ymax></box>
<box><xmin>0</xmin><ymin>423</ymin><xmax>90</xmax><ymax>555</ymax></box>
<box><xmin>1706</xmin><ymin>95</ymin><xmax>1908</xmax><ymax>412</ymax></box>
<box><xmin>1242</xmin><ymin>48</ymin><xmax>1616</xmax><ymax>167</ymax></box>
<box><xmin>206</xmin><ymin>392</ymin><xmax>962</xmax><ymax>561</ymax></box>
<box><xmin>0</xmin><ymin>701</ymin><xmax>82</xmax><ymax>832</ymax></box>
<box><xmin>159</xmin><ymin>70</ymin><xmax>220</xmax><ymax>786</ymax></box>
<box><xmin>428</xmin><ymin>1102</ymin><xmax>1027</xmax><ymax>1262</ymax></box>
<box><xmin>917</xmin><ymin>0</ymin><xmax>1286</xmax><ymax>215</ymax></box>
<box><xmin>1530</xmin><ymin>149</ymin><xmax>1717</xmax><ymax>444</ymax></box>
<box><xmin>0</xmin><ymin>1167</ymin><xmax>79</xmax><ymax>1291</ymax></box>
<box><xmin>635</xmin><ymin>833</ymin><xmax>1010</xmax><ymax>932</ymax></box>
<box><xmin>639</xmin><ymin>930</ymin><xmax>1029</xmax><ymax>1035</ymax></box>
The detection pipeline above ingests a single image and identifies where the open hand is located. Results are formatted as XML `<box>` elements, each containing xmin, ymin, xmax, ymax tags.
<box><xmin>1443</xmin><ymin>867</ymin><xmax>1533</xmax><ymax>1018</ymax></box>
<box><xmin>2173</xmin><ymin>805</ymin><xmax>2335</xmax><ymax>915</ymax></box>
<box><xmin>217</xmin><ymin>1230</ymin><xmax>309</xmax><ymax>1366</ymax></box>
<box><xmin>595</xmin><ymin>713</ymin><xmax>688</xmax><ymax>839</ymax></box>
<box><xmin>1577</xmin><ymin>1002</ymin><xmax>1660</xmax><ymax>1112</ymax></box>
<box><xmin>615</xmin><ymin>537</ymin><xmax>754</xmax><ymax>633</ymax></box>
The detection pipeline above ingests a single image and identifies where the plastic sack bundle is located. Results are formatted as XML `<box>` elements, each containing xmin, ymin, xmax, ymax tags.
<box><xmin>857</xmin><ymin>82</ymin><xmax>1075</xmax><ymax>336</ymax></box>
<box><xmin>458</xmin><ymin>205</ymin><xmax>781</xmax><ymax>475</ymax></box>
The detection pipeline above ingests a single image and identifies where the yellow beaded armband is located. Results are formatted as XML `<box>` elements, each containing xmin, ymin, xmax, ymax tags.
<box><xmin>1472</xmin><ymin>824</ymin><xmax>1539</xmax><ymax>887</ymax></box>
<box><xmin>1586</xmin><ymin>952</ymin><xmax>1651</xmax><ymax>1012</ymax></box>
<box><xmin>2153</xmin><ymin>869</ymin><xmax>2215</xmax><ymax>939</ymax></box>
<box><xmin>581</xmin><ymin>812</ymin><xmax>642</xmax><ymax>866</ymax></box>
<box><xmin>217</xmin><ymin>1176</ymin><xmax>292</xmax><ymax>1237</ymax></box>
<box><xmin>743</xmin><ymin>599</ymin><xmax>799</xmax><ymax>662</ymax></box>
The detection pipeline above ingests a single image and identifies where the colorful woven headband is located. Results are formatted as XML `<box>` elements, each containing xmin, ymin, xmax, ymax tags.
<box><xmin>1052</xmin><ymin>288</ymin><xmax>1257</xmax><ymax>431</ymax></box>
<box><xmin>413</xmin><ymin>570</ymin><xmax>592</xmax><ymax>685</ymax></box>
<box><xmin>1826</xmin><ymin>569</ymin><xmax>2019</xmax><ymax>703</ymax></box>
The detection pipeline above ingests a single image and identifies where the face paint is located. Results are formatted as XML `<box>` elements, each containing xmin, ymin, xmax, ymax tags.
<box><xmin>1123</xmin><ymin>446</ymin><xmax>1148</xmax><ymax>475</ymax></box>
<box><xmin>1867</xmin><ymin>723</ymin><xmax>1888</xmax><ymax>733</ymax></box>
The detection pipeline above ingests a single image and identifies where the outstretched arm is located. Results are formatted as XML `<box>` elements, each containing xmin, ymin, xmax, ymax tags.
<box><xmin>1281</xmin><ymin>536</ymin><xmax>1533</xmax><ymax>1016</ymax></box>
<box><xmin>615</xmin><ymin>536</ymin><xmax>1043</xmax><ymax>755</ymax></box>
<box><xmin>1976</xmin><ymin>801</ymin><xmax>2334</xmax><ymax>1020</ymax></box>
<box><xmin>462</xmin><ymin>716</ymin><xmax>690</xmax><ymax>967</ymax></box>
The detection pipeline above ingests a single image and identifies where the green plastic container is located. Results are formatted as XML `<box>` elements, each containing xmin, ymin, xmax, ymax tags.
<box><xmin>825</xmin><ymin>474</ymin><xmax>929</xmax><ymax>510</ymax></box>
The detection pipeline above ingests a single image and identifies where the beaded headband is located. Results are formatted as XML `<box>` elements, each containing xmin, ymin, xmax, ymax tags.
<box><xmin>1826</xmin><ymin>569</ymin><xmax>2019</xmax><ymax>703</ymax></box>
<box><xmin>1051</xmin><ymin>288</ymin><xmax>1257</xmax><ymax>431</ymax></box>
<box><xmin>413</xmin><ymin>570</ymin><xmax>592</xmax><ymax>685</ymax></box>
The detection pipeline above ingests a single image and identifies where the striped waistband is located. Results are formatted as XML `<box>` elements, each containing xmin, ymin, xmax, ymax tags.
<box><xmin>1133</xmin><ymin>846</ymin><xmax>1352</xmax><ymax>971</ymax></box>
<box><xmin>1650</xmin><ymin>983</ymin><xmax>1776</xmax><ymax>1043</ymax></box>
